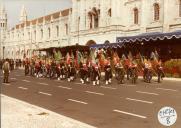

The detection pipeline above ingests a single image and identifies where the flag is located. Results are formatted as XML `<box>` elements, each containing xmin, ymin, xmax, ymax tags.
<box><xmin>90</xmin><ymin>49</ymin><xmax>96</xmax><ymax>64</ymax></box>
<box><xmin>128</xmin><ymin>51</ymin><xmax>133</xmax><ymax>60</ymax></box>
<box><xmin>66</xmin><ymin>52</ymin><xmax>70</xmax><ymax>64</ymax></box>
<box><xmin>139</xmin><ymin>52</ymin><xmax>144</xmax><ymax>64</ymax></box>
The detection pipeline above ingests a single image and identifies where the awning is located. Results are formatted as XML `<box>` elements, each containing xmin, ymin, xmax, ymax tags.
<box><xmin>116</xmin><ymin>30</ymin><xmax>181</xmax><ymax>43</ymax></box>
<box><xmin>90</xmin><ymin>30</ymin><xmax>181</xmax><ymax>49</ymax></box>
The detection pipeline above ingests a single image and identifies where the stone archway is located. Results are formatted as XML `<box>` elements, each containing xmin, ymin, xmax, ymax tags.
<box><xmin>86</xmin><ymin>40</ymin><xmax>96</xmax><ymax>46</ymax></box>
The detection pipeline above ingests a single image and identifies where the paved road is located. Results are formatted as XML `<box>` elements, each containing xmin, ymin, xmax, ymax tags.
<box><xmin>1</xmin><ymin>69</ymin><xmax>181</xmax><ymax>128</ymax></box>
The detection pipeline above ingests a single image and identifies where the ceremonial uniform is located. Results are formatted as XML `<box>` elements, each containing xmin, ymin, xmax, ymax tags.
<box><xmin>80</xmin><ymin>63</ymin><xmax>88</xmax><ymax>84</ymax></box>
<box><xmin>2</xmin><ymin>59</ymin><xmax>10</xmax><ymax>83</ymax></box>
<box><xmin>104</xmin><ymin>63</ymin><xmax>112</xmax><ymax>85</ymax></box>
<box><xmin>156</xmin><ymin>61</ymin><xmax>165</xmax><ymax>83</ymax></box>
<box><xmin>24</xmin><ymin>59</ymin><xmax>30</xmax><ymax>76</ymax></box>
<box><xmin>92</xmin><ymin>65</ymin><xmax>101</xmax><ymax>85</ymax></box>
<box><xmin>67</xmin><ymin>62</ymin><xmax>76</xmax><ymax>82</ymax></box>
<box><xmin>115</xmin><ymin>63</ymin><xmax>125</xmax><ymax>84</ymax></box>
<box><xmin>59</xmin><ymin>62</ymin><xmax>66</xmax><ymax>80</ymax></box>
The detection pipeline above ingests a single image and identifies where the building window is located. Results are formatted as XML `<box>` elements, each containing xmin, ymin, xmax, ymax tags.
<box><xmin>28</xmin><ymin>32</ymin><xmax>30</xmax><ymax>39</ymax></box>
<box><xmin>40</xmin><ymin>29</ymin><xmax>43</xmax><ymax>39</ymax></box>
<box><xmin>88</xmin><ymin>7</ymin><xmax>100</xmax><ymax>29</ymax></box>
<box><xmin>154</xmin><ymin>3</ymin><xmax>160</xmax><ymax>21</ymax></box>
<box><xmin>56</xmin><ymin>26</ymin><xmax>59</xmax><ymax>37</ymax></box>
<box><xmin>88</xmin><ymin>13</ymin><xmax>92</xmax><ymax>29</ymax></box>
<box><xmin>34</xmin><ymin>31</ymin><xmax>36</xmax><ymax>40</ymax></box>
<box><xmin>108</xmin><ymin>8</ymin><xmax>112</xmax><ymax>17</ymax></box>
<box><xmin>134</xmin><ymin>8</ymin><xmax>139</xmax><ymax>24</ymax></box>
<box><xmin>179</xmin><ymin>0</ymin><xmax>181</xmax><ymax>17</ymax></box>
<box><xmin>48</xmin><ymin>28</ymin><xmax>51</xmax><ymax>38</ymax></box>
<box><xmin>65</xmin><ymin>24</ymin><xmax>68</xmax><ymax>35</ymax></box>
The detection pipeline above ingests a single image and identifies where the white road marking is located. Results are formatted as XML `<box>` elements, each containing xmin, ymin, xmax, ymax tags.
<box><xmin>18</xmin><ymin>87</ymin><xmax>28</xmax><ymax>90</ymax></box>
<box><xmin>68</xmin><ymin>99</ymin><xmax>88</xmax><ymax>105</ymax></box>
<box><xmin>156</xmin><ymin>88</ymin><xmax>178</xmax><ymax>92</ymax></box>
<box><xmin>39</xmin><ymin>92</ymin><xmax>52</xmax><ymax>96</ymax></box>
<box><xmin>113</xmin><ymin>109</ymin><xmax>147</xmax><ymax>119</ymax></box>
<box><xmin>15</xmin><ymin>75</ymin><xmax>21</xmax><ymax>77</ymax></box>
<box><xmin>22</xmin><ymin>80</ymin><xmax>30</xmax><ymax>83</ymax></box>
<box><xmin>37</xmin><ymin>82</ymin><xmax>49</xmax><ymax>86</ymax></box>
<box><xmin>10</xmin><ymin>78</ymin><xmax>17</xmax><ymax>80</ymax></box>
<box><xmin>58</xmin><ymin>86</ymin><xmax>72</xmax><ymax>90</ymax></box>
<box><xmin>2</xmin><ymin>83</ymin><xmax>11</xmax><ymax>85</ymax></box>
<box><xmin>136</xmin><ymin>91</ymin><xmax>159</xmax><ymax>96</ymax></box>
<box><xmin>125</xmin><ymin>85</ymin><xmax>136</xmax><ymax>87</ymax></box>
<box><xmin>85</xmin><ymin>91</ymin><xmax>104</xmax><ymax>96</ymax></box>
<box><xmin>126</xmin><ymin>97</ymin><xmax>153</xmax><ymax>104</ymax></box>
<box><xmin>101</xmin><ymin>86</ymin><xmax>117</xmax><ymax>90</ymax></box>
<box><xmin>75</xmin><ymin>83</ymin><xmax>82</xmax><ymax>85</ymax></box>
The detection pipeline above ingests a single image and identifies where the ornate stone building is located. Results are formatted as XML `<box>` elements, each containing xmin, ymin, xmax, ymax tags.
<box><xmin>1</xmin><ymin>0</ymin><xmax>181</xmax><ymax>59</ymax></box>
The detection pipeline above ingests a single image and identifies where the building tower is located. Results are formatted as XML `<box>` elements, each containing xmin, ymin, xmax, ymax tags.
<box><xmin>0</xmin><ymin>4</ymin><xmax>8</xmax><ymax>59</ymax></box>
<box><xmin>19</xmin><ymin>5</ymin><xmax>27</xmax><ymax>23</ymax></box>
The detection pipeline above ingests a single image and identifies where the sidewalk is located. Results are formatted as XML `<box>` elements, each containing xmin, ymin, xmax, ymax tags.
<box><xmin>1</xmin><ymin>95</ymin><xmax>96</xmax><ymax>128</ymax></box>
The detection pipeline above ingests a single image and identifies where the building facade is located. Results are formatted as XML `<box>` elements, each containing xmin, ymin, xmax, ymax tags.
<box><xmin>1</xmin><ymin>0</ymin><xmax>181</xmax><ymax>59</ymax></box>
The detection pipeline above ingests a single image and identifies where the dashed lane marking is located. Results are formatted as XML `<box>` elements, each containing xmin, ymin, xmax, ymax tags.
<box><xmin>58</xmin><ymin>86</ymin><xmax>72</xmax><ymax>90</ymax></box>
<box><xmin>10</xmin><ymin>78</ymin><xmax>17</xmax><ymax>80</ymax></box>
<box><xmin>18</xmin><ymin>87</ymin><xmax>28</xmax><ymax>90</ymax></box>
<box><xmin>156</xmin><ymin>88</ymin><xmax>178</xmax><ymax>92</ymax></box>
<box><xmin>125</xmin><ymin>85</ymin><xmax>137</xmax><ymax>87</ymax></box>
<box><xmin>37</xmin><ymin>82</ymin><xmax>49</xmax><ymax>86</ymax></box>
<box><xmin>85</xmin><ymin>91</ymin><xmax>104</xmax><ymax>96</ymax></box>
<box><xmin>2</xmin><ymin>83</ymin><xmax>11</xmax><ymax>85</ymax></box>
<box><xmin>68</xmin><ymin>99</ymin><xmax>88</xmax><ymax>105</ymax></box>
<box><xmin>75</xmin><ymin>83</ymin><xmax>83</xmax><ymax>85</ymax></box>
<box><xmin>101</xmin><ymin>86</ymin><xmax>117</xmax><ymax>90</ymax></box>
<box><xmin>22</xmin><ymin>80</ymin><xmax>30</xmax><ymax>83</ymax></box>
<box><xmin>126</xmin><ymin>97</ymin><xmax>153</xmax><ymax>104</ymax></box>
<box><xmin>38</xmin><ymin>91</ymin><xmax>52</xmax><ymax>96</ymax></box>
<box><xmin>136</xmin><ymin>91</ymin><xmax>159</xmax><ymax>96</ymax></box>
<box><xmin>113</xmin><ymin>109</ymin><xmax>147</xmax><ymax>119</ymax></box>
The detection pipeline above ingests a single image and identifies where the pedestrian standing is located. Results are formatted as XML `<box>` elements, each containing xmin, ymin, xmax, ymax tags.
<box><xmin>2</xmin><ymin>58</ymin><xmax>10</xmax><ymax>83</ymax></box>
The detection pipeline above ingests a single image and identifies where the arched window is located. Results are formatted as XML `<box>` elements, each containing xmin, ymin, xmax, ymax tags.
<box><xmin>28</xmin><ymin>32</ymin><xmax>30</xmax><ymax>39</ymax></box>
<box><xmin>108</xmin><ymin>8</ymin><xmax>112</xmax><ymax>17</ymax></box>
<box><xmin>179</xmin><ymin>0</ymin><xmax>181</xmax><ymax>17</ymax></box>
<box><xmin>65</xmin><ymin>24</ymin><xmax>68</xmax><ymax>35</ymax></box>
<box><xmin>34</xmin><ymin>31</ymin><xmax>36</xmax><ymax>40</ymax></box>
<box><xmin>56</xmin><ymin>26</ymin><xmax>59</xmax><ymax>37</ymax></box>
<box><xmin>48</xmin><ymin>28</ymin><xmax>51</xmax><ymax>38</ymax></box>
<box><xmin>154</xmin><ymin>3</ymin><xmax>160</xmax><ymax>21</ymax></box>
<box><xmin>88</xmin><ymin>12</ymin><xmax>93</xmax><ymax>29</ymax></box>
<box><xmin>40</xmin><ymin>29</ymin><xmax>43</xmax><ymax>39</ymax></box>
<box><xmin>133</xmin><ymin>8</ymin><xmax>139</xmax><ymax>24</ymax></box>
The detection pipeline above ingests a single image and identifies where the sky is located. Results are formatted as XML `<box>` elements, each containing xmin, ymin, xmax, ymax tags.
<box><xmin>1</xmin><ymin>0</ymin><xmax>72</xmax><ymax>28</ymax></box>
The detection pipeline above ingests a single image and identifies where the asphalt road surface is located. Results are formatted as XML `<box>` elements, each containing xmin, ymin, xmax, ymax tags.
<box><xmin>1</xmin><ymin>69</ymin><xmax>181</xmax><ymax>128</ymax></box>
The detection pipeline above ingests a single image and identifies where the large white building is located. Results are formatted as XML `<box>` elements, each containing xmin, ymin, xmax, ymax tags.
<box><xmin>1</xmin><ymin>0</ymin><xmax>181</xmax><ymax>59</ymax></box>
